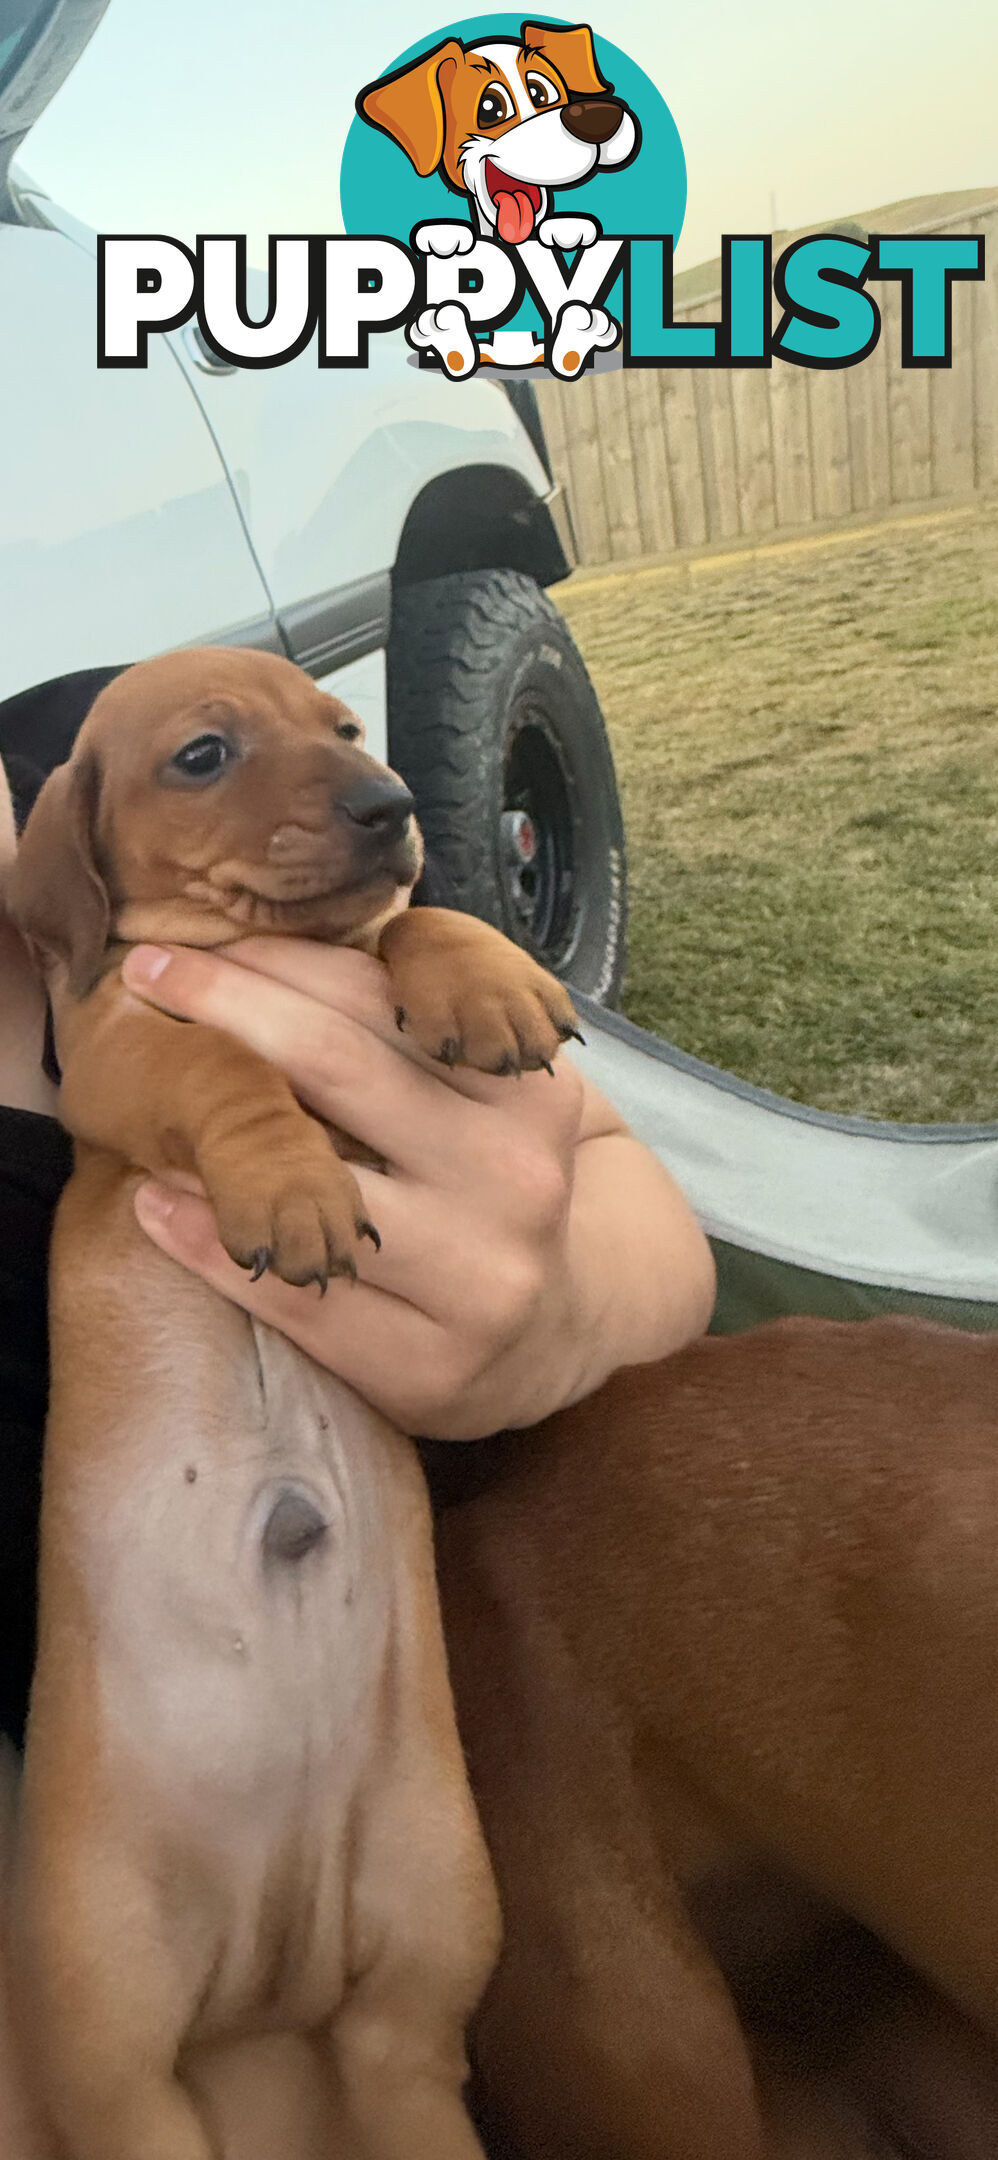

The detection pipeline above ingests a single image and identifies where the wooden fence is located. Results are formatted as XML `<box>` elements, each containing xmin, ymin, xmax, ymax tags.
<box><xmin>535</xmin><ymin>205</ymin><xmax>997</xmax><ymax>566</ymax></box>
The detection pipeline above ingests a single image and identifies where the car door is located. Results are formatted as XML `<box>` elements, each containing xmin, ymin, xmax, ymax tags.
<box><xmin>0</xmin><ymin>0</ymin><xmax>278</xmax><ymax>703</ymax></box>
<box><xmin>0</xmin><ymin>211</ymin><xmax>281</xmax><ymax>705</ymax></box>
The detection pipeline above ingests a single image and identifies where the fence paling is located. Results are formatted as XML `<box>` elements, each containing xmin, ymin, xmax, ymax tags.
<box><xmin>535</xmin><ymin>207</ymin><xmax>996</xmax><ymax>565</ymax></box>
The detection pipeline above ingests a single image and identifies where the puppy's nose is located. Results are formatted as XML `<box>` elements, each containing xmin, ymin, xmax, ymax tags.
<box><xmin>562</xmin><ymin>97</ymin><xmax>624</xmax><ymax>144</ymax></box>
<box><xmin>339</xmin><ymin>772</ymin><xmax>414</xmax><ymax>837</ymax></box>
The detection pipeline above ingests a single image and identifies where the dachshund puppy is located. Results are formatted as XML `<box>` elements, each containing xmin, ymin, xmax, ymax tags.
<box><xmin>8</xmin><ymin>646</ymin><xmax>577</xmax><ymax>1289</ymax></box>
<box><xmin>4</xmin><ymin>647</ymin><xmax>577</xmax><ymax>2160</ymax></box>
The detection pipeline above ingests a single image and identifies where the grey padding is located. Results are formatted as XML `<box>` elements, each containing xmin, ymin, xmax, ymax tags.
<box><xmin>571</xmin><ymin>999</ymin><xmax>998</xmax><ymax>1305</ymax></box>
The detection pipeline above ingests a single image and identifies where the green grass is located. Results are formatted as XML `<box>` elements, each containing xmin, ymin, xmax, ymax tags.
<box><xmin>556</xmin><ymin>500</ymin><xmax>998</xmax><ymax>1122</ymax></box>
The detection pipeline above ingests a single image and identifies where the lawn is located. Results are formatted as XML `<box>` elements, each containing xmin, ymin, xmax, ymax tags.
<box><xmin>556</xmin><ymin>498</ymin><xmax>998</xmax><ymax>1123</ymax></box>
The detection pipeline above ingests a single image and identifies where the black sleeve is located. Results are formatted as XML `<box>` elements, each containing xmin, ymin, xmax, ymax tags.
<box><xmin>0</xmin><ymin>1110</ymin><xmax>73</xmax><ymax>1746</ymax></box>
<box><xmin>0</xmin><ymin>664</ymin><xmax>127</xmax><ymax>832</ymax></box>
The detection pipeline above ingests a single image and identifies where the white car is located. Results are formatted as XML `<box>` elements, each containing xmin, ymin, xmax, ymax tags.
<box><xmin>0</xmin><ymin>0</ymin><xmax>627</xmax><ymax>998</ymax></box>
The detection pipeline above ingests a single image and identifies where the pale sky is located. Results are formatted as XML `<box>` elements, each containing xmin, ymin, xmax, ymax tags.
<box><xmin>19</xmin><ymin>0</ymin><xmax>998</xmax><ymax>271</ymax></box>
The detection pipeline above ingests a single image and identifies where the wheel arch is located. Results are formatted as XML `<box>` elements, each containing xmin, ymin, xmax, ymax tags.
<box><xmin>391</xmin><ymin>465</ymin><xmax>573</xmax><ymax>595</ymax></box>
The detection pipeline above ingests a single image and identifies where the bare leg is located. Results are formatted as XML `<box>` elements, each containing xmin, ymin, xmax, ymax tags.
<box><xmin>186</xmin><ymin>2035</ymin><xmax>354</xmax><ymax>2160</ymax></box>
<box><xmin>13</xmin><ymin>1837</ymin><xmax>218</xmax><ymax>2160</ymax></box>
<box><xmin>331</xmin><ymin>1977</ymin><xmax>487</xmax><ymax>2160</ymax></box>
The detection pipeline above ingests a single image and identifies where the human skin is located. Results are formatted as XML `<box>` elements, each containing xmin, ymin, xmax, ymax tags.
<box><xmin>120</xmin><ymin>936</ymin><xmax>717</xmax><ymax>1438</ymax></box>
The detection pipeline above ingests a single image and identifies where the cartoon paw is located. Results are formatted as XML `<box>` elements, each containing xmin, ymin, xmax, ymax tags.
<box><xmin>550</xmin><ymin>301</ymin><xmax>619</xmax><ymax>379</ymax></box>
<box><xmin>413</xmin><ymin>223</ymin><xmax>476</xmax><ymax>258</ymax></box>
<box><xmin>478</xmin><ymin>330</ymin><xmax>546</xmax><ymax>368</ymax></box>
<box><xmin>537</xmin><ymin>214</ymin><xmax>600</xmax><ymax>252</ymax></box>
<box><xmin>407</xmin><ymin>302</ymin><xmax>478</xmax><ymax>379</ymax></box>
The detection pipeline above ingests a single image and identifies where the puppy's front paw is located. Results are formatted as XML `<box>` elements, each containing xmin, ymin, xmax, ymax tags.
<box><xmin>393</xmin><ymin>936</ymin><xmax>581</xmax><ymax>1075</ymax></box>
<box><xmin>208</xmin><ymin>1130</ymin><xmax>378</xmax><ymax>1292</ymax></box>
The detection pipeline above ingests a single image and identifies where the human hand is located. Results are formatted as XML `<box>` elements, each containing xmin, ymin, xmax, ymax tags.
<box><xmin>122</xmin><ymin>938</ymin><xmax>715</xmax><ymax>1439</ymax></box>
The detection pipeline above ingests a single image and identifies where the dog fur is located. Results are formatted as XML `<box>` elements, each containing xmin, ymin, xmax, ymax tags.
<box><xmin>436</xmin><ymin>1322</ymin><xmax>998</xmax><ymax>2160</ymax></box>
<box><xmin>3</xmin><ymin>646</ymin><xmax>578</xmax><ymax>2160</ymax></box>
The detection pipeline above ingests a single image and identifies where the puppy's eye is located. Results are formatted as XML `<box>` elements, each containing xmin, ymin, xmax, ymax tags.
<box><xmin>337</xmin><ymin>720</ymin><xmax>362</xmax><ymax>742</ymax></box>
<box><xmin>477</xmin><ymin>83</ymin><xmax>513</xmax><ymax>128</ymax></box>
<box><xmin>169</xmin><ymin>733</ymin><xmax>236</xmax><ymax>783</ymax></box>
<box><xmin>525</xmin><ymin>72</ymin><xmax>559</xmax><ymax>110</ymax></box>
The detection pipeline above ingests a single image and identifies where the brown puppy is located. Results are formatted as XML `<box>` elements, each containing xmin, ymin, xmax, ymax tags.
<box><xmin>436</xmin><ymin>1320</ymin><xmax>998</xmax><ymax>2160</ymax></box>
<box><xmin>9</xmin><ymin>647</ymin><xmax>576</xmax><ymax>1290</ymax></box>
<box><xmin>4</xmin><ymin>647</ymin><xmax>577</xmax><ymax>2160</ymax></box>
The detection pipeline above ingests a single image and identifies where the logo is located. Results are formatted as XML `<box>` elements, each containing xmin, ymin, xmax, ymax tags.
<box><xmin>345</xmin><ymin>15</ymin><xmax>667</xmax><ymax>376</ymax></box>
<box><xmin>97</xmin><ymin>17</ymin><xmax>986</xmax><ymax>376</ymax></box>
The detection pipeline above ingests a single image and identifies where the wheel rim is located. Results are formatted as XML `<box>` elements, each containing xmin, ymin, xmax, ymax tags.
<box><xmin>499</xmin><ymin>710</ymin><xmax>579</xmax><ymax>967</ymax></box>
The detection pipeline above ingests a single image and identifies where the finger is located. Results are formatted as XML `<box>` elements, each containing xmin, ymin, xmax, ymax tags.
<box><xmin>121</xmin><ymin>943</ymin><xmax>496</xmax><ymax>1179</ymax></box>
<box><xmin>123</xmin><ymin>938</ymin><xmax>581</xmax><ymax>1116</ymax></box>
<box><xmin>133</xmin><ymin>1180</ymin><xmax>454</xmax><ymax>1426</ymax></box>
<box><xmin>334</xmin><ymin>1164</ymin><xmax>544</xmax><ymax>1329</ymax></box>
<box><xmin>137</xmin><ymin>1166</ymin><xmax>528</xmax><ymax>1335</ymax></box>
<box><xmin>224</xmin><ymin>941</ymin><xmax>586</xmax><ymax>1119</ymax></box>
<box><xmin>223</xmin><ymin>941</ymin><xmax>410</xmax><ymax>1045</ymax></box>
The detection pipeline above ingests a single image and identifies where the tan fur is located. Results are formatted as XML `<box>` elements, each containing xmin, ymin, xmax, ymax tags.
<box><xmin>436</xmin><ymin>1324</ymin><xmax>998</xmax><ymax>2160</ymax></box>
<box><xmin>521</xmin><ymin>21</ymin><xmax>608</xmax><ymax>101</ymax></box>
<box><xmin>358</xmin><ymin>21</ymin><xmax>605</xmax><ymax>193</ymax></box>
<box><xmin>5</xmin><ymin>645</ymin><xmax>578</xmax><ymax>2160</ymax></box>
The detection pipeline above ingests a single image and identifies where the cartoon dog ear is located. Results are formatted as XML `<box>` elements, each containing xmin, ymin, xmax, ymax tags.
<box><xmin>521</xmin><ymin>21</ymin><xmax>610</xmax><ymax>98</ymax></box>
<box><xmin>357</xmin><ymin>40</ymin><xmax>464</xmax><ymax>177</ymax></box>
<box><xmin>5</xmin><ymin>752</ymin><xmax>111</xmax><ymax>998</ymax></box>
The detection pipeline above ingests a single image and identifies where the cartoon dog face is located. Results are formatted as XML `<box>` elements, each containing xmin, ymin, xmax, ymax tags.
<box><xmin>358</xmin><ymin>21</ymin><xmax>638</xmax><ymax>244</ymax></box>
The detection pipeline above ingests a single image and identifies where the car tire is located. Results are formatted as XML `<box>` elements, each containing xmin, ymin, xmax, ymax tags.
<box><xmin>387</xmin><ymin>569</ymin><xmax>628</xmax><ymax>1004</ymax></box>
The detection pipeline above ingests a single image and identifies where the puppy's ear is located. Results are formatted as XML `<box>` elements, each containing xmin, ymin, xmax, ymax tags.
<box><xmin>357</xmin><ymin>39</ymin><xmax>463</xmax><ymax>176</ymax></box>
<box><xmin>6</xmin><ymin>753</ymin><xmax>111</xmax><ymax>998</ymax></box>
<box><xmin>521</xmin><ymin>21</ymin><xmax>609</xmax><ymax>97</ymax></box>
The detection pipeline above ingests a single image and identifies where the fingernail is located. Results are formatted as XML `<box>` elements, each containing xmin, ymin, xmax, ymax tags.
<box><xmin>123</xmin><ymin>945</ymin><xmax>172</xmax><ymax>986</ymax></box>
<box><xmin>134</xmin><ymin>1180</ymin><xmax>177</xmax><ymax>1227</ymax></box>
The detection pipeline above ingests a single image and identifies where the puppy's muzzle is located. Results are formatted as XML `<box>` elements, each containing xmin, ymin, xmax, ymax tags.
<box><xmin>563</xmin><ymin>98</ymin><xmax>624</xmax><ymax>145</ymax></box>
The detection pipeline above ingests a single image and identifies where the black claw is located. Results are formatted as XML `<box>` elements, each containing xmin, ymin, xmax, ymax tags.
<box><xmin>559</xmin><ymin>1023</ymin><xmax>586</xmax><ymax>1046</ymax></box>
<box><xmin>331</xmin><ymin>1254</ymin><xmax>358</xmax><ymax>1285</ymax></box>
<box><xmin>491</xmin><ymin>1052</ymin><xmax>521</xmax><ymax>1077</ymax></box>
<box><xmin>540</xmin><ymin>1058</ymin><xmax>556</xmax><ymax>1077</ymax></box>
<box><xmin>394</xmin><ymin>1005</ymin><xmax>407</xmax><ymax>1032</ymax></box>
<box><xmin>436</xmin><ymin>1037</ymin><xmax>462</xmax><ymax>1067</ymax></box>
<box><xmin>358</xmin><ymin>1218</ymin><xmax>382</xmax><ymax>1252</ymax></box>
<box><xmin>248</xmin><ymin>1247</ymin><xmax>272</xmax><ymax>1283</ymax></box>
<box><xmin>301</xmin><ymin>1266</ymin><xmax>329</xmax><ymax>1298</ymax></box>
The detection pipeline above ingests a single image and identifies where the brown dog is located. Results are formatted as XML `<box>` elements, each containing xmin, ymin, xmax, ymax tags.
<box><xmin>4</xmin><ymin>646</ymin><xmax>578</xmax><ymax>2160</ymax></box>
<box><xmin>436</xmin><ymin>1321</ymin><xmax>998</xmax><ymax>2160</ymax></box>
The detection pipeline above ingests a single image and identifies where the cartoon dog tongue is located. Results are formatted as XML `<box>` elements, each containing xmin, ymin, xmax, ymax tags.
<box><xmin>496</xmin><ymin>188</ymin><xmax>536</xmax><ymax>245</ymax></box>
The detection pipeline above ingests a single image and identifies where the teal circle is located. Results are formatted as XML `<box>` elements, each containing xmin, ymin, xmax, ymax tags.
<box><xmin>340</xmin><ymin>15</ymin><xmax>685</xmax><ymax>341</ymax></box>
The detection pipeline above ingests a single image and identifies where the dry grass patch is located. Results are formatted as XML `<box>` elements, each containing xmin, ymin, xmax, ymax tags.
<box><xmin>556</xmin><ymin>501</ymin><xmax>998</xmax><ymax>1121</ymax></box>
